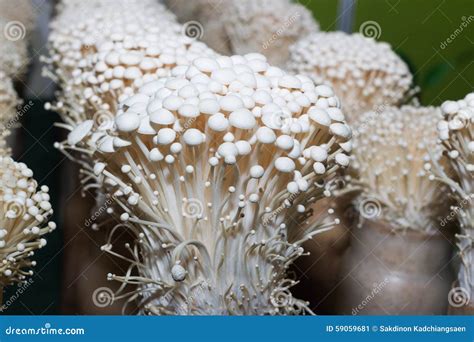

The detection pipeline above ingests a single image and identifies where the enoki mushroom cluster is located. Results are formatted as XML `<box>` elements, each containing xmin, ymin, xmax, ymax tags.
<box><xmin>45</xmin><ymin>0</ymin><xmax>194</xmax><ymax>125</ymax></box>
<box><xmin>286</xmin><ymin>32</ymin><xmax>413</xmax><ymax>121</ymax></box>
<box><xmin>165</xmin><ymin>0</ymin><xmax>319</xmax><ymax>66</ymax></box>
<box><xmin>0</xmin><ymin>156</ymin><xmax>56</xmax><ymax>286</ymax></box>
<box><xmin>432</xmin><ymin>93</ymin><xmax>474</xmax><ymax>297</ymax></box>
<box><xmin>222</xmin><ymin>0</ymin><xmax>318</xmax><ymax>66</ymax></box>
<box><xmin>352</xmin><ymin>106</ymin><xmax>448</xmax><ymax>231</ymax></box>
<box><xmin>0</xmin><ymin>72</ymin><xmax>19</xmax><ymax>155</ymax></box>
<box><xmin>80</xmin><ymin>54</ymin><xmax>352</xmax><ymax>314</ymax></box>
<box><xmin>0</xmin><ymin>2</ymin><xmax>55</xmax><ymax>289</ymax></box>
<box><xmin>48</xmin><ymin>0</ymin><xmax>214</xmax><ymax>156</ymax></box>
<box><xmin>47</xmin><ymin>0</ymin><xmax>215</xmax><ymax>196</ymax></box>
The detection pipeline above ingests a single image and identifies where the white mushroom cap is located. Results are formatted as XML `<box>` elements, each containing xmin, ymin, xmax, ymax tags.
<box><xmin>287</xmin><ymin>32</ymin><xmax>413</xmax><ymax>121</ymax></box>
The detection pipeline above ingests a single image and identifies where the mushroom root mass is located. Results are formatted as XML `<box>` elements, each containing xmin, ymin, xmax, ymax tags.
<box><xmin>80</xmin><ymin>54</ymin><xmax>352</xmax><ymax>314</ymax></box>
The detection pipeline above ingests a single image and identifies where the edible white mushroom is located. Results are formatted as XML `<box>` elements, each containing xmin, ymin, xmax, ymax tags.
<box><xmin>91</xmin><ymin>53</ymin><xmax>352</xmax><ymax>315</ymax></box>
<box><xmin>0</xmin><ymin>156</ymin><xmax>56</xmax><ymax>290</ymax></box>
<box><xmin>430</xmin><ymin>93</ymin><xmax>474</xmax><ymax>306</ymax></box>
<box><xmin>287</xmin><ymin>32</ymin><xmax>413</xmax><ymax>121</ymax></box>
<box><xmin>352</xmin><ymin>105</ymin><xmax>449</xmax><ymax>230</ymax></box>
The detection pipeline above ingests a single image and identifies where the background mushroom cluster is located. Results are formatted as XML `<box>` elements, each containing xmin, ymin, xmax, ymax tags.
<box><xmin>0</xmin><ymin>0</ymin><xmax>472</xmax><ymax>316</ymax></box>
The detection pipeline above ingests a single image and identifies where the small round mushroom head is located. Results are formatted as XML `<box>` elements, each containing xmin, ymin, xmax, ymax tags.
<box><xmin>352</xmin><ymin>105</ymin><xmax>448</xmax><ymax>231</ymax></box>
<box><xmin>287</xmin><ymin>32</ymin><xmax>413</xmax><ymax>121</ymax></box>
<box><xmin>0</xmin><ymin>156</ymin><xmax>56</xmax><ymax>287</ymax></box>
<box><xmin>92</xmin><ymin>53</ymin><xmax>352</xmax><ymax>315</ymax></box>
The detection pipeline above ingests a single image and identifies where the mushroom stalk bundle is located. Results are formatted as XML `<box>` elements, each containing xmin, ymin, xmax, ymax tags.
<box><xmin>286</xmin><ymin>32</ymin><xmax>413</xmax><ymax>121</ymax></box>
<box><xmin>430</xmin><ymin>93</ymin><xmax>474</xmax><ymax>304</ymax></box>
<box><xmin>0</xmin><ymin>156</ymin><xmax>56</xmax><ymax>290</ymax></box>
<box><xmin>165</xmin><ymin>0</ymin><xmax>319</xmax><ymax>66</ymax></box>
<box><xmin>351</xmin><ymin>105</ymin><xmax>449</xmax><ymax>231</ymax></box>
<box><xmin>86</xmin><ymin>54</ymin><xmax>352</xmax><ymax>315</ymax></box>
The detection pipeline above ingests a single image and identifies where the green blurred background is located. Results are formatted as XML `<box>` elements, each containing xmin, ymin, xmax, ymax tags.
<box><xmin>1</xmin><ymin>0</ymin><xmax>473</xmax><ymax>315</ymax></box>
<box><xmin>301</xmin><ymin>0</ymin><xmax>474</xmax><ymax>105</ymax></box>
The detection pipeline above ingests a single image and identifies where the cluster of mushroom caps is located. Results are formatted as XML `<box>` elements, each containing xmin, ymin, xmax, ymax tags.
<box><xmin>46</xmin><ymin>0</ymin><xmax>215</xmax><ymax>187</ymax></box>
<box><xmin>67</xmin><ymin>52</ymin><xmax>353</xmax><ymax>314</ymax></box>
<box><xmin>286</xmin><ymin>32</ymin><xmax>414</xmax><ymax>121</ymax></box>
<box><xmin>0</xmin><ymin>0</ymin><xmax>56</xmax><ymax>292</ymax></box>
<box><xmin>48</xmin><ymin>0</ymin><xmax>473</xmax><ymax>316</ymax></box>
<box><xmin>165</xmin><ymin>0</ymin><xmax>319</xmax><ymax>66</ymax></box>
<box><xmin>45</xmin><ymin>0</ymin><xmax>352</xmax><ymax>315</ymax></box>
